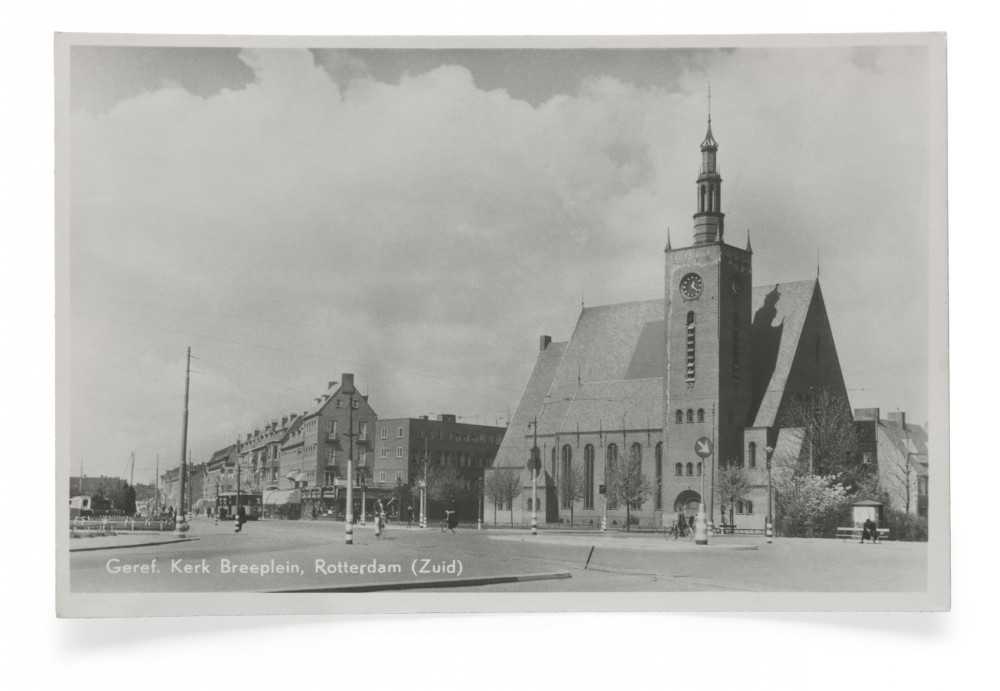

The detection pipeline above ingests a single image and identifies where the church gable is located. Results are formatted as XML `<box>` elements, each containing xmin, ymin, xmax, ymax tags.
<box><xmin>749</xmin><ymin>279</ymin><xmax>820</xmax><ymax>427</ymax></box>
<box><xmin>750</xmin><ymin>279</ymin><xmax>849</xmax><ymax>428</ymax></box>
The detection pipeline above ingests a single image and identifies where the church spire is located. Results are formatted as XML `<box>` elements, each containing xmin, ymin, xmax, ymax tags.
<box><xmin>746</xmin><ymin>229</ymin><xmax>753</xmax><ymax>253</ymax></box>
<box><xmin>693</xmin><ymin>88</ymin><xmax>725</xmax><ymax>245</ymax></box>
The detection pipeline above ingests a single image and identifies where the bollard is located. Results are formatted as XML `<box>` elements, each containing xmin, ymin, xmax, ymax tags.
<box><xmin>765</xmin><ymin>518</ymin><xmax>773</xmax><ymax>544</ymax></box>
<box><xmin>694</xmin><ymin>503</ymin><xmax>709</xmax><ymax>545</ymax></box>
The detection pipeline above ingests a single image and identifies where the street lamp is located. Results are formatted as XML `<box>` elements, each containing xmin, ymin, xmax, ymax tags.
<box><xmin>765</xmin><ymin>445</ymin><xmax>775</xmax><ymax>544</ymax></box>
<box><xmin>477</xmin><ymin>478</ymin><xmax>483</xmax><ymax>531</ymax></box>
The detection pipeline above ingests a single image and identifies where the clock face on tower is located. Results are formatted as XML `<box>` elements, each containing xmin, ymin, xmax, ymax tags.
<box><xmin>680</xmin><ymin>273</ymin><xmax>703</xmax><ymax>300</ymax></box>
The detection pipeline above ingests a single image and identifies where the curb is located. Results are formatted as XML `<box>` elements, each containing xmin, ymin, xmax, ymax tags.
<box><xmin>270</xmin><ymin>570</ymin><xmax>571</xmax><ymax>593</ymax></box>
<box><xmin>69</xmin><ymin>537</ymin><xmax>199</xmax><ymax>553</ymax></box>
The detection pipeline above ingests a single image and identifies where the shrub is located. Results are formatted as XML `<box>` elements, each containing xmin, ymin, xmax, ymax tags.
<box><xmin>881</xmin><ymin>508</ymin><xmax>928</xmax><ymax>542</ymax></box>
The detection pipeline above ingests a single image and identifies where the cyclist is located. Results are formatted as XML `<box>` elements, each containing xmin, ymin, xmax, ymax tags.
<box><xmin>443</xmin><ymin>507</ymin><xmax>458</xmax><ymax>532</ymax></box>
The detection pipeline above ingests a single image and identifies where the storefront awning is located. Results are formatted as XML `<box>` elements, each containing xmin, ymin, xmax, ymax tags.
<box><xmin>263</xmin><ymin>489</ymin><xmax>301</xmax><ymax>506</ymax></box>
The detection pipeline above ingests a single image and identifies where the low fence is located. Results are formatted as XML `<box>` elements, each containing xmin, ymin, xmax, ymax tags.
<box><xmin>70</xmin><ymin>517</ymin><xmax>176</xmax><ymax>537</ymax></box>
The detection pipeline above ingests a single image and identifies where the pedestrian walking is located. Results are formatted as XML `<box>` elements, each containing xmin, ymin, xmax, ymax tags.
<box><xmin>235</xmin><ymin>504</ymin><xmax>247</xmax><ymax>533</ymax></box>
<box><xmin>374</xmin><ymin>499</ymin><xmax>385</xmax><ymax>538</ymax></box>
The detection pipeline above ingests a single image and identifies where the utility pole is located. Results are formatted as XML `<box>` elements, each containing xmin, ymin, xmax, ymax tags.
<box><xmin>174</xmin><ymin>346</ymin><xmax>191</xmax><ymax>537</ymax></box>
<box><xmin>188</xmin><ymin>450</ymin><xmax>193</xmax><ymax>517</ymax></box>
<box><xmin>155</xmin><ymin>454</ymin><xmax>159</xmax><ymax>516</ymax></box>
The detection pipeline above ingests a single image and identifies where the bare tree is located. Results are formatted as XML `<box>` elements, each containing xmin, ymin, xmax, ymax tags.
<box><xmin>558</xmin><ymin>463</ymin><xmax>586</xmax><ymax>527</ymax></box>
<box><xmin>606</xmin><ymin>447</ymin><xmax>652</xmax><ymax>531</ymax></box>
<box><xmin>716</xmin><ymin>463</ymin><xmax>754</xmax><ymax>533</ymax></box>
<box><xmin>484</xmin><ymin>466</ymin><xmax>523</xmax><ymax>527</ymax></box>
<box><xmin>778</xmin><ymin>387</ymin><xmax>870</xmax><ymax>492</ymax></box>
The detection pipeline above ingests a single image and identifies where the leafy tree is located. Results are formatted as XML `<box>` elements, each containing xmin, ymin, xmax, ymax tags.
<box><xmin>778</xmin><ymin>388</ymin><xmax>871</xmax><ymax>492</ymax></box>
<box><xmin>484</xmin><ymin>466</ymin><xmax>523</xmax><ymax>527</ymax></box>
<box><xmin>771</xmin><ymin>449</ymin><xmax>851</xmax><ymax>537</ymax></box>
<box><xmin>716</xmin><ymin>464</ymin><xmax>754</xmax><ymax>533</ymax></box>
<box><xmin>558</xmin><ymin>463</ymin><xmax>586</xmax><ymax>527</ymax></box>
<box><xmin>426</xmin><ymin>465</ymin><xmax>464</xmax><ymax>508</ymax></box>
<box><xmin>606</xmin><ymin>446</ymin><xmax>652</xmax><ymax>531</ymax></box>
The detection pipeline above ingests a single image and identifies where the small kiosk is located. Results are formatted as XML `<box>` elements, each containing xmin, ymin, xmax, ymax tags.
<box><xmin>850</xmin><ymin>499</ymin><xmax>884</xmax><ymax>528</ymax></box>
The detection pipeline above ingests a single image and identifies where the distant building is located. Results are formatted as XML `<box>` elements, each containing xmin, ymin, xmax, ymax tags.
<box><xmin>279</xmin><ymin>373</ymin><xmax>378</xmax><ymax>517</ymax></box>
<box><xmin>373</xmin><ymin>414</ymin><xmax>505</xmax><ymax>520</ymax></box>
<box><xmin>855</xmin><ymin>409</ymin><xmax>928</xmax><ymax>518</ymax></box>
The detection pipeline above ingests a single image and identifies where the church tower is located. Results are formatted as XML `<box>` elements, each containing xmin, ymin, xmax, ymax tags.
<box><xmin>663</xmin><ymin>116</ymin><xmax>754</xmax><ymax>519</ymax></box>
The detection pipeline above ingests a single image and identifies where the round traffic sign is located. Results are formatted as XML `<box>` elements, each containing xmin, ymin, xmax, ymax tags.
<box><xmin>694</xmin><ymin>437</ymin><xmax>714</xmax><ymax>458</ymax></box>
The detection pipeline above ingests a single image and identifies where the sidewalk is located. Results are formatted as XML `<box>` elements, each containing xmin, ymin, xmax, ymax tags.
<box><xmin>488</xmin><ymin>532</ymin><xmax>759</xmax><ymax>552</ymax></box>
<box><xmin>69</xmin><ymin>531</ymin><xmax>198</xmax><ymax>552</ymax></box>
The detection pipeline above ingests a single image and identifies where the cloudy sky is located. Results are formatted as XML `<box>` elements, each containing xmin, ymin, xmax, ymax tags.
<box><xmin>64</xmin><ymin>38</ymin><xmax>943</xmax><ymax>484</ymax></box>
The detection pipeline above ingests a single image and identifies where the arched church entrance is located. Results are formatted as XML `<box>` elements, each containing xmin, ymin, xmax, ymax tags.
<box><xmin>674</xmin><ymin>490</ymin><xmax>701</xmax><ymax>519</ymax></box>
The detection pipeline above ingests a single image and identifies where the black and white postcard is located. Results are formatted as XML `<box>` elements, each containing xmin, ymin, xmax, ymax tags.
<box><xmin>55</xmin><ymin>33</ymin><xmax>949</xmax><ymax>617</ymax></box>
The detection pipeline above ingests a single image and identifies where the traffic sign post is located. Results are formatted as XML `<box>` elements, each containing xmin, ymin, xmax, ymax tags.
<box><xmin>694</xmin><ymin>437</ymin><xmax>713</xmax><ymax>545</ymax></box>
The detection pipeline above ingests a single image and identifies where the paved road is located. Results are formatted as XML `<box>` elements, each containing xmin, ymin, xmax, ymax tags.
<box><xmin>69</xmin><ymin>517</ymin><xmax>927</xmax><ymax>593</ymax></box>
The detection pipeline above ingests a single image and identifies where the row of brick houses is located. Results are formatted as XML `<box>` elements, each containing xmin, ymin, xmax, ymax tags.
<box><xmin>160</xmin><ymin>373</ymin><xmax>506</xmax><ymax>521</ymax></box>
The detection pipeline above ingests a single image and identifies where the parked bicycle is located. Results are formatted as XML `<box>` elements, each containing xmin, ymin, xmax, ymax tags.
<box><xmin>663</xmin><ymin>519</ymin><xmax>691</xmax><ymax>541</ymax></box>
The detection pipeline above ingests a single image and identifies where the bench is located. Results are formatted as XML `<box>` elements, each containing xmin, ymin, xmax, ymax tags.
<box><xmin>836</xmin><ymin>527</ymin><xmax>890</xmax><ymax>542</ymax></box>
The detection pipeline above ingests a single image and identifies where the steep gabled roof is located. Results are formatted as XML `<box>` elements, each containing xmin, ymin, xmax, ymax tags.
<box><xmin>749</xmin><ymin>279</ymin><xmax>848</xmax><ymax>427</ymax></box>
<box><xmin>493</xmin><ymin>300</ymin><xmax>664</xmax><ymax>469</ymax></box>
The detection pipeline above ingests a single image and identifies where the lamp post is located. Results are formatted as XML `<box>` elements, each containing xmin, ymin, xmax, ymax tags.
<box><xmin>765</xmin><ymin>445</ymin><xmax>775</xmax><ymax>544</ymax></box>
<box><xmin>360</xmin><ymin>471</ymin><xmax>367</xmax><ymax>527</ymax></box>
<box><xmin>477</xmin><ymin>478</ymin><xmax>483</xmax><ymax>531</ymax></box>
<box><xmin>420</xmin><ymin>440</ymin><xmax>428</xmax><ymax>529</ymax></box>
<box><xmin>344</xmin><ymin>389</ymin><xmax>355</xmax><ymax>545</ymax></box>
<box><xmin>528</xmin><ymin>416</ymin><xmax>540</xmax><ymax>536</ymax></box>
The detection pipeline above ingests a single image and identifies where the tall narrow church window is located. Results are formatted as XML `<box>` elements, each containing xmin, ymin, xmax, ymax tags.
<box><xmin>676</xmin><ymin>409</ymin><xmax>684</xmax><ymax>424</ymax></box>
<box><xmin>606</xmin><ymin>444</ymin><xmax>618</xmax><ymax>509</ymax></box>
<box><xmin>686</xmin><ymin>462</ymin><xmax>694</xmax><ymax>476</ymax></box>
<box><xmin>697</xmin><ymin>408</ymin><xmax>705</xmax><ymax>423</ymax></box>
<box><xmin>655</xmin><ymin>443</ymin><xmax>663</xmax><ymax>510</ymax></box>
<box><xmin>748</xmin><ymin>442</ymin><xmax>757</xmax><ymax>469</ymax></box>
<box><xmin>584</xmin><ymin>445</ymin><xmax>595</xmax><ymax>510</ymax></box>
<box><xmin>561</xmin><ymin>445</ymin><xmax>572</xmax><ymax>509</ymax></box>
<box><xmin>686</xmin><ymin>312</ymin><xmax>696</xmax><ymax>382</ymax></box>
<box><xmin>551</xmin><ymin>446</ymin><xmax>556</xmax><ymax>480</ymax></box>
<box><xmin>699</xmin><ymin>185</ymin><xmax>706</xmax><ymax>212</ymax></box>
<box><xmin>733</xmin><ymin>313</ymin><xmax>740</xmax><ymax>385</ymax></box>
<box><xmin>629</xmin><ymin>443</ymin><xmax>643</xmax><ymax>509</ymax></box>
<box><xmin>708</xmin><ymin>184</ymin><xmax>715</xmax><ymax>211</ymax></box>
<box><xmin>686</xmin><ymin>409</ymin><xmax>694</xmax><ymax>423</ymax></box>
<box><xmin>697</xmin><ymin>462</ymin><xmax>703</xmax><ymax>476</ymax></box>
<box><xmin>675</xmin><ymin>463</ymin><xmax>683</xmax><ymax>476</ymax></box>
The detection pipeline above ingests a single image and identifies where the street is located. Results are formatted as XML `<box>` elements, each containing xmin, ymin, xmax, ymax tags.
<box><xmin>70</xmin><ymin>516</ymin><xmax>928</xmax><ymax>593</ymax></box>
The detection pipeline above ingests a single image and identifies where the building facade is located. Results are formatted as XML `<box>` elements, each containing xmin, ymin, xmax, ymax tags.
<box><xmin>855</xmin><ymin>409</ymin><xmax>928</xmax><ymax>518</ymax></box>
<box><xmin>372</xmin><ymin>414</ymin><xmax>505</xmax><ymax>521</ymax></box>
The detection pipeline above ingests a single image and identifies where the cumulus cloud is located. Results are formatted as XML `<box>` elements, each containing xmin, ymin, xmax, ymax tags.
<box><xmin>68</xmin><ymin>45</ymin><xmax>936</xmax><ymax>479</ymax></box>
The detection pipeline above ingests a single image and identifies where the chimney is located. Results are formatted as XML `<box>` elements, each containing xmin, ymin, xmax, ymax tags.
<box><xmin>419</xmin><ymin>415</ymin><xmax>428</xmax><ymax>420</ymax></box>
<box><xmin>245</xmin><ymin>433</ymin><xmax>251</xmax><ymax>442</ymax></box>
<box><xmin>540</xmin><ymin>335</ymin><xmax>551</xmax><ymax>351</ymax></box>
<box><xmin>853</xmin><ymin>408</ymin><xmax>880</xmax><ymax>422</ymax></box>
<box><xmin>328</xmin><ymin>380</ymin><xmax>337</xmax><ymax>389</ymax></box>
<box><xmin>281</xmin><ymin>416</ymin><xmax>288</xmax><ymax>425</ymax></box>
<box><xmin>342</xmin><ymin>373</ymin><xmax>355</xmax><ymax>393</ymax></box>
<box><xmin>887</xmin><ymin>411</ymin><xmax>907</xmax><ymax>430</ymax></box>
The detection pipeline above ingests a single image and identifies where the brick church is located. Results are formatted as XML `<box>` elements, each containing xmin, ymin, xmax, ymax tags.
<box><xmin>489</xmin><ymin>117</ymin><xmax>851</xmax><ymax>530</ymax></box>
